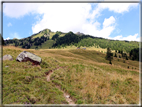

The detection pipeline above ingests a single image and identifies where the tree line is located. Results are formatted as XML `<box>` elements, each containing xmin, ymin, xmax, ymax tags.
<box><xmin>4</xmin><ymin>35</ymin><xmax>49</xmax><ymax>49</ymax></box>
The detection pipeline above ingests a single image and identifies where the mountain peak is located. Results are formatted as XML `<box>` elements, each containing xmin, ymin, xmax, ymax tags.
<box><xmin>76</xmin><ymin>32</ymin><xmax>84</xmax><ymax>36</ymax></box>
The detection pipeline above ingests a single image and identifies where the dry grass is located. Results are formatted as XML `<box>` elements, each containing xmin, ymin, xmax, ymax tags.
<box><xmin>2</xmin><ymin>46</ymin><xmax>140</xmax><ymax>104</ymax></box>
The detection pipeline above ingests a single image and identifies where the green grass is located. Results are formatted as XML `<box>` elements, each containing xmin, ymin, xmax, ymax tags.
<box><xmin>59</xmin><ymin>33</ymin><xmax>65</xmax><ymax>37</ymax></box>
<box><xmin>32</xmin><ymin>33</ymin><xmax>44</xmax><ymax>39</ymax></box>
<box><xmin>3</xmin><ymin>47</ymin><xmax>68</xmax><ymax>104</ymax></box>
<box><xmin>40</xmin><ymin>40</ymin><xmax>55</xmax><ymax>49</ymax></box>
<box><xmin>49</xmin><ymin>32</ymin><xmax>56</xmax><ymax>39</ymax></box>
<box><xmin>32</xmin><ymin>29</ymin><xmax>52</xmax><ymax>39</ymax></box>
<box><xmin>29</xmin><ymin>40</ymin><xmax>55</xmax><ymax>49</ymax></box>
<box><xmin>3</xmin><ymin>46</ymin><xmax>139</xmax><ymax>104</ymax></box>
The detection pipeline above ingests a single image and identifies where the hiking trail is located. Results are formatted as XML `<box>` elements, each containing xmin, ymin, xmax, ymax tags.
<box><xmin>45</xmin><ymin>66</ymin><xmax>75</xmax><ymax>104</ymax></box>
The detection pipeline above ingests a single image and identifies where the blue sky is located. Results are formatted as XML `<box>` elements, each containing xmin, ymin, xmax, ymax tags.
<box><xmin>2</xmin><ymin>2</ymin><xmax>140</xmax><ymax>41</ymax></box>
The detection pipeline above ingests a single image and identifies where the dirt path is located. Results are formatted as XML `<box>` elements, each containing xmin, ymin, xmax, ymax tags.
<box><xmin>45</xmin><ymin>66</ymin><xmax>75</xmax><ymax>104</ymax></box>
<box><xmin>56</xmin><ymin>85</ymin><xmax>75</xmax><ymax>104</ymax></box>
<box><xmin>45</xmin><ymin>66</ymin><xmax>63</xmax><ymax>82</ymax></box>
<box><xmin>46</xmin><ymin>70</ymin><xmax>53</xmax><ymax>82</ymax></box>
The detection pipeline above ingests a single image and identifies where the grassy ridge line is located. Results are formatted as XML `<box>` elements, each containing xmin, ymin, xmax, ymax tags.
<box><xmin>3</xmin><ymin>46</ymin><xmax>139</xmax><ymax>104</ymax></box>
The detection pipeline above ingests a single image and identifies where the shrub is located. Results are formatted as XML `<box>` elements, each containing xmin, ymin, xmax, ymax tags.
<box><xmin>105</xmin><ymin>47</ymin><xmax>113</xmax><ymax>61</ymax></box>
<box><xmin>109</xmin><ymin>60</ymin><xmax>112</xmax><ymax>65</ymax></box>
<box><xmin>123</xmin><ymin>60</ymin><xmax>125</xmax><ymax>63</ymax></box>
<box><xmin>77</xmin><ymin>99</ymin><xmax>83</xmax><ymax>104</ymax></box>
<box><xmin>119</xmin><ymin>55</ymin><xmax>121</xmax><ymax>58</ymax></box>
<box><xmin>126</xmin><ymin>55</ymin><xmax>128</xmax><ymax>60</ymax></box>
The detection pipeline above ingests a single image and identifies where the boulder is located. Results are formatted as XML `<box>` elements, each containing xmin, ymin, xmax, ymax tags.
<box><xmin>16</xmin><ymin>51</ymin><xmax>42</xmax><ymax>65</ymax></box>
<box><xmin>1</xmin><ymin>55</ymin><xmax>13</xmax><ymax>61</ymax></box>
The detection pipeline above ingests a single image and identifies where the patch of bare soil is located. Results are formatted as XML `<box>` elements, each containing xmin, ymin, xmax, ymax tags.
<box><xmin>56</xmin><ymin>85</ymin><xmax>75</xmax><ymax>104</ymax></box>
<box><xmin>63</xmin><ymin>92</ymin><xmax>75</xmax><ymax>104</ymax></box>
<box><xmin>46</xmin><ymin>70</ymin><xmax>53</xmax><ymax>82</ymax></box>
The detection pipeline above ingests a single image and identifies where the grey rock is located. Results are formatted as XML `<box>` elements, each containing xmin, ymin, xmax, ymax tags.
<box><xmin>5</xmin><ymin>66</ymin><xmax>9</xmax><ymax>67</ymax></box>
<box><xmin>16</xmin><ymin>51</ymin><xmax>42</xmax><ymax>65</ymax></box>
<box><xmin>82</xmin><ymin>48</ymin><xmax>86</xmax><ymax>50</ymax></box>
<box><xmin>2</xmin><ymin>55</ymin><xmax>13</xmax><ymax>61</ymax></box>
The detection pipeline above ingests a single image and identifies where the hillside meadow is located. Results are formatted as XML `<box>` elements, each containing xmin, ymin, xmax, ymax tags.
<box><xmin>2</xmin><ymin>46</ymin><xmax>140</xmax><ymax>104</ymax></box>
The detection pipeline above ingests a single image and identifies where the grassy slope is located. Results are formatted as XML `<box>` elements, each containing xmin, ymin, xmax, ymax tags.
<box><xmin>59</xmin><ymin>33</ymin><xmax>65</xmax><ymax>37</ymax></box>
<box><xmin>32</xmin><ymin>29</ymin><xmax>49</xmax><ymax>39</ymax></box>
<box><xmin>58</xmin><ymin>45</ymin><xmax>115</xmax><ymax>53</ymax></box>
<box><xmin>3</xmin><ymin>46</ymin><xmax>139</xmax><ymax>104</ymax></box>
<box><xmin>32</xmin><ymin>32</ymin><xmax>44</xmax><ymax>39</ymax></box>
<box><xmin>32</xmin><ymin>29</ymin><xmax>56</xmax><ymax>39</ymax></box>
<box><xmin>30</xmin><ymin>32</ymin><xmax>64</xmax><ymax>49</ymax></box>
<box><xmin>40</xmin><ymin>40</ymin><xmax>55</xmax><ymax>49</ymax></box>
<box><xmin>49</xmin><ymin>32</ymin><xmax>56</xmax><ymax>39</ymax></box>
<box><xmin>30</xmin><ymin>40</ymin><xmax>55</xmax><ymax>49</ymax></box>
<box><xmin>3</xmin><ymin>46</ymin><xmax>67</xmax><ymax>104</ymax></box>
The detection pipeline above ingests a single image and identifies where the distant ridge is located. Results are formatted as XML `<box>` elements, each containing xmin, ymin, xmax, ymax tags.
<box><xmin>4</xmin><ymin>28</ymin><xmax>139</xmax><ymax>55</ymax></box>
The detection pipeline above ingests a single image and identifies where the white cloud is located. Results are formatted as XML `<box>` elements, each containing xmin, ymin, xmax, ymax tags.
<box><xmin>10</xmin><ymin>32</ymin><xmax>21</xmax><ymax>39</ymax></box>
<box><xmin>30</xmin><ymin>3</ymin><xmax>138</xmax><ymax>39</ymax></box>
<box><xmin>113</xmin><ymin>35</ymin><xmax>123</xmax><ymax>40</ymax></box>
<box><xmin>3</xmin><ymin>3</ymin><xmax>139</xmax><ymax>41</ymax></box>
<box><xmin>7</xmin><ymin>22</ymin><xmax>12</xmax><ymax>27</ymax></box>
<box><xmin>4</xmin><ymin>37</ymin><xmax>10</xmax><ymax>40</ymax></box>
<box><xmin>31</xmin><ymin>4</ymin><xmax>116</xmax><ymax>39</ymax></box>
<box><xmin>103</xmin><ymin>16</ymin><xmax>115</xmax><ymax>28</ymax></box>
<box><xmin>110</xmin><ymin>33</ymin><xmax>140</xmax><ymax>41</ymax></box>
<box><xmin>98</xmin><ymin>3</ymin><xmax>138</xmax><ymax>13</ymax></box>
<box><xmin>3</xmin><ymin>3</ymin><xmax>41</xmax><ymax>18</ymax></box>
<box><xmin>81</xmin><ymin>16</ymin><xmax>116</xmax><ymax>38</ymax></box>
<box><xmin>32</xmin><ymin>3</ymin><xmax>92</xmax><ymax>34</ymax></box>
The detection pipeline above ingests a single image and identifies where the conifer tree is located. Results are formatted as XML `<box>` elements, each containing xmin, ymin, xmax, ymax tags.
<box><xmin>106</xmin><ymin>47</ymin><xmax>113</xmax><ymax>64</ymax></box>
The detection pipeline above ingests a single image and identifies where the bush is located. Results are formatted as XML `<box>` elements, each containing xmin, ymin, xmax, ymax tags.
<box><xmin>109</xmin><ymin>60</ymin><xmax>112</xmax><ymax>65</ymax></box>
<box><xmin>123</xmin><ymin>60</ymin><xmax>125</xmax><ymax>63</ymax></box>
<box><xmin>35</xmin><ymin>47</ymin><xmax>38</xmax><ymax>50</ymax></box>
<box><xmin>77</xmin><ymin>99</ymin><xmax>83</xmax><ymax>104</ymax></box>
<box><xmin>119</xmin><ymin>55</ymin><xmax>121</xmax><ymax>58</ymax></box>
<box><xmin>126</xmin><ymin>56</ymin><xmax>128</xmax><ymax>60</ymax></box>
<box><xmin>105</xmin><ymin>47</ymin><xmax>113</xmax><ymax>60</ymax></box>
